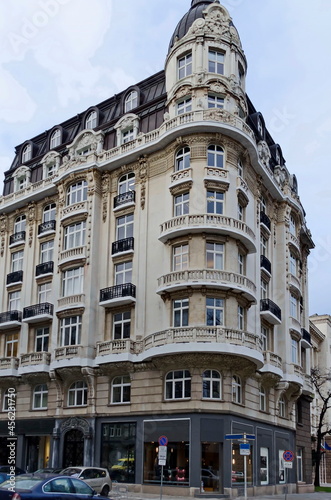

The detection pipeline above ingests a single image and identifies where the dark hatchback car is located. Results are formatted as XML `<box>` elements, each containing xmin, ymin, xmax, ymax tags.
<box><xmin>0</xmin><ymin>474</ymin><xmax>111</xmax><ymax>500</ymax></box>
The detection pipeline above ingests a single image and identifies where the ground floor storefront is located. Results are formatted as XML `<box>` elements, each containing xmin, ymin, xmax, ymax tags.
<box><xmin>0</xmin><ymin>413</ymin><xmax>313</xmax><ymax>496</ymax></box>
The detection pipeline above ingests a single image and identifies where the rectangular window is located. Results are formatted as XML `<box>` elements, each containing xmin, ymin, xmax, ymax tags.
<box><xmin>11</xmin><ymin>250</ymin><xmax>24</xmax><ymax>272</ymax></box>
<box><xmin>289</xmin><ymin>215</ymin><xmax>296</xmax><ymax>235</ymax></box>
<box><xmin>178</xmin><ymin>52</ymin><xmax>192</xmax><ymax>79</ymax></box>
<box><xmin>260</xmin><ymin>235</ymin><xmax>268</xmax><ymax>256</ymax></box>
<box><xmin>60</xmin><ymin>315</ymin><xmax>82</xmax><ymax>346</ymax></box>
<box><xmin>290</xmin><ymin>253</ymin><xmax>297</xmax><ymax>276</ymax></box>
<box><xmin>122</xmin><ymin>128</ymin><xmax>135</xmax><ymax>144</ymax></box>
<box><xmin>208</xmin><ymin>49</ymin><xmax>224</xmax><ymax>74</ymax></box>
<box><xmin>207</xmin><ymin>190</ymin><xmax>224</xmax><ymax>214</ymax></box>
<box><xmin>260</xmin><ymin>278</ymin><xmax>268</xmax><ymax>299</ymax></box>
<box><xmin>260</xmin><ymin>447</ymin><xmax>269</xmax><ymax>485</ymax></box>
<box><xmin>62</xmin><ymin>267</ymin><xmax>84</xmax><ymax>296</ymax></box>
<box><xmin>173</xmin><ymin>244</ymin><xmax>189</xmax><ymax>271</ymax></box>
<box><xmin>64</xmin><ymin>221</ymin><xmax>86</xmax><ymax>250</ymax></box>
<box><xmin>208</xmin><ymin>94</ymin><xmax>224</xmax><ymax>108</ymax></box>
<box><xmin>38</xmin><ymin>282</ymin><xmax>52</xmax><ymax>303</ymax></box>
<box><xmin>206</xmin><ymin>297</ymin><xmax>224</xmax><ymax>326</ymax></box>
<box><xmin>261</xmin><ymin>325</ymin><xmax>269</xmax><ymax>351</ymax></box>
<box><xmin>177</xmin><ymin>98</ymin><xmax>192</xmax><ymax>115</ymax></box>
<box><xmin>174</xmin><ymin>192</ymin><xmax>189</xmax><ymax>216</ymax></box>
<box><xmin>116</xmin><ymin>214</ymin><xmax>134</xmax><ymax>240</ymax></box>
<box><xmin>115</xmin><ymin>261</ymin><xmax>132</xmax><ymax>285</ymax></box>
<box><xmin>6</xmin><ymin>333</ymin><xmax>19</xmax><ymax>357</ymax></box>
<box><xmin>206</xmin><ymin>242</ymin><xmax>224</xmax><ymax>270</ymax></box>
<box><xmin>8</xmin><ymin>291</ymin><xmax>21</xmax><ymax>311</ymax></box>
<box><xmin>101</xmin><ymin>423</ymin><xmax>136</xmax><ymax>484</ymax></box>
<box><xmin>291</xmin><ymin>338</ymin><xmax>298</xmax><ymax>364</ymax></box>
<box><xmin>290</xmin><ymin>294</ymin><xmax>298</xmax><ymax>319</ymax></box>
<box><xmin>238</xmin><ymin>306</ymin><xmax>244</xmax><ymax>330</ymax></box>
<box><xmin>40</xmin><ymin>240</ymin><xmax>54</xmax><ymax>263</ymax></box>
<box><xmin>279</xmin><ymin>450</ymin><xmax>285</xmax><ymax>483</ymax></box>
<box><xmin>297</xmin><ymin>448</ymin><xmax>303</xmax><ymax>482</ymax></box>
<box><xmin>238</xmin><ymin>203</ymin><xmax>244</xmax><ymax>221</ymax></box>
<box><xmin>113</xmin><ymin>311</ymin><xmax>131</xmax><ymax>340</ymax></box>
<box><xmin>238</xmin><ymin>252</ymin><xmax>245</xmax><ymax>275</ymax></box>
<box><xmin>173</xmin><ymin>298</ymin><xmax>189</xmax><ymax>327</ymax></box>
<box><xmin>35</xmin><ymin>327</ymin><xmax>49</xmax><ymax>352</ymax></box>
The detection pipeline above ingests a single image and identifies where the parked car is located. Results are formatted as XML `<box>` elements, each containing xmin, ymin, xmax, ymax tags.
<box><xmin>60</xmin><ymin>467</ymin><xmax>112</xmax><ymax>496</ymax></box>
<box><xmin>0</xmin><ymin>467</ymin><xmax>26</xmax><ymax>483</ymax></box>
<box><xmin>0</xmin><ymin>475</ymin><xmax>6</xmax><ymax>486</ymax></box>
<box><xmin>0</xmin><ymin>474</ymin><xmax>110</xmax><ymax>499</ymax></box>
<box><xmin>33</xmin><ymin>469</ymin><xmax>63</xmax><ymax>475</ymax></box>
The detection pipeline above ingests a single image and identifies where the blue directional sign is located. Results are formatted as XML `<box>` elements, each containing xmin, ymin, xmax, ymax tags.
<box><xmin>225</xmin><ymin>433</ymin><xmax>256</xmax><ymax>440</ymax></box>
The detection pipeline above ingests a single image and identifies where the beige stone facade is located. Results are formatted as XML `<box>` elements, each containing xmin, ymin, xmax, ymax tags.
<box><xmin>0</xmin><ymin>1</ymin><xmax>315</xmax><ymax>496</ymax></box>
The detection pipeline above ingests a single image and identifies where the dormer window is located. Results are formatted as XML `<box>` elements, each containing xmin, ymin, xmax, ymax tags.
<box><xmin>22</xmin><ymin>144</ymin><xmax>32</xmax><ymax>163</ymax></box>
<box><xmin>257</xmin><ymin>119</ymin><xmax>263</xmax><ymax>136</ymax></box>
<box><xmin>85</xmin><ymin>110</ymin><xmax>97</xmax><ymax>129</ymax></box>
<box><xmin>208</xmin><ymin>49</ymin><xmax>224</xmax><ymax>75</ymax></box>
<box><xmin>125</xmin><ymin>91</ymin><xmax>138</xmax><ymax>113</ymax></box>
<box><xmin>122</xmin><ymin>128</ymin><xmax>134</xmax><ymax>144</ymax></box>
<box><xmin>50</xmin><ymin>129</ymin><xmax>61</xmax><ymax>149</ymax></box>
<box><xmin>177</xmin><ymin>97</ymin><xmax>192</xmax><ymax>115</ymax></box>
<box><xmin>13</xmin><ymin>166</ymin><xmax>30</xmax><ymax>192</ymax></box>
<box><xmin>114</xmin><ymin>114</ymin><xmax>139</xmax><ymax>147</ymax></box>
<box><xmin>178</xmin><ymin>52</ymin><xmax>192</xmax><ymax>79</ymax></box>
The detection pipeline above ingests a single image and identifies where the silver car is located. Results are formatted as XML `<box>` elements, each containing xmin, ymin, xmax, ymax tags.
<box><xmin>60</xmin><ymin>467</ymin><xmax>112</xmax><ymax>496</ymax></box>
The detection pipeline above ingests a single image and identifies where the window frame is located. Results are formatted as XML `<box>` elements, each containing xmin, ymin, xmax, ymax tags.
<box><xmin>8</xmin><ymin>291</ymin><xmax>21</xmax><ymax>311</ymax></box>
<box><xmin>173</xmin><ymin>243</ymin><xmax>189</xmax><ymax>271</ymax></box>
<box><xmin>116</xmin><ymin>214</ymin><xmax>134</xmax><ymax>241</ymax></box>
<box><xmin>60</xmin><ymin>315</ymin><xmax>82</xmax><ymax>346</ymax></box>
<box><xmin>125</xmin><ymin>91</ymin><xmax>138</xmax><ymax>113</ymax></box>
<box><xmin>115</xmin><ymin>261</ymin><xmax>132</xmax><ymax>285</ymax></box>
<box><xmin>113</xmin><ymin>311</ymin><xmax>131</xmax><ymax>340</ymax></box>
<box><xmin>208</xmin><ymin>94</ymin><xmax>224</xmax><ymax>109</ymax></box>
<box><xmin>177</xmin><ymin>97</ymin><xmax>192</xmax><ymax>116</ymax></box>
<box><xmin>50</xmin><ymin>129</ymin><xmax>61</xmax><ymax>149</ymax></box>
<box><xmin>174</xmin><ymin>192</ymin><xmax>189</xmax><ymax>217</ymax></box>
<box><xmin>40</xmin><ymin>240</ymin><xmax>54</xmax><ymax>264</ymax></box>
<box><xmin>66</xmin><ymin>181</ymin><xmax>88</xmax><ymax>206</ymax></box>
<box><xmin>14</xmin><ymin>215</ymin><xmax>26</xmax><ymax>233</ymax></box>
<box><xmin>206</xmin><ymin>297</ymin><xmax>224</xmax><ymax>326</ymax></box>
<box><xmin>202</xmin><ymin>369</ymin><xmax>221</xmax><ymax>400</ymax></box>
<box><xmin>63</xmin><ymin>221</ymin><xmax>86</xmax><ymax>250</ymax></box>
<box><xmin>85</xmin><ymin>110</ymin><xmax>97</xmax><ymax>129</ymax></box>
<box><xmin>232</xmin><ymin>375</ymin><xmax>242</xmax><ymax>404</ymax></box>
<box><xmin>118</xmin><ymin>172</ymin><xmax>135</xmax><ymax>194</ymax></box>
<box><xmin>67</xmin><ymin>381</ymin><xmax>88</xmax><ymax>407</ymax></box>
<box><xmin>38</xmin><ymin>282</ymin><xmax>52</xmax><ymax>304</ymax></box>
<box><xmin>22</xmin><ymin>144</ymin><xmax>32</xmax><ymax>163</ymax></box>
<box><xmin>11</xmin><ymin>250</ymin><xmax>24</xmax><ymax>272</ymax></box>
<box><xmin>43</xmin><ymin>203</ymin><xmax>56</xmax><ymax>223</ymax></box>
<box><xmin>173</xmin><ymin>298</ymin><xmax>189</xmax><ymax>327</ymax></box>
<box><xmin>5</xmin><ymin>333</ymin><xmax>19</xmax><ymax>358</ymax></box>
<box><xmin>62</xmin><ymin>267</ymin><xmax>84</xmax><ymax>297</ymax></box>
<box><xmin>207</xmin><ymin>144</ymin><xmax>224</xmax><ymax>168</ymax></box>
<box><xmin>165</xmin><ymin>370</ymin><xmax>191</xmax><ymax>400</ymax></box>
<box><xmin>208</xmin><ymin>49</ymin><xmax>224</xmax><ymax>75</ymax></box>
<box><xmin>111</xmin><ymin>375</ymin><xmax>131</xmax><ymax>404</ymax></box>
<box><xmin>206</xmin><ymin>190</ymin><xmax>224</xmax><ymax>214</ymax></box>
<box><xmin>33</xmin><ymin>384</ymin><xmax>48</xmax><ymax>410</ymax></box>
<box><xmin>178</xmin><ymin>52</ymin><xmax>192</xmax><ymax>80</ymax></box>
<box><xmin>35</xmin><ymin>326</ymin><xmax>49</xmax><ymax>352</ymax></box>
<box><xmin>175</xmin><ymin>147</ymin><xmax>191</xmax><ymax>171</ymax></box>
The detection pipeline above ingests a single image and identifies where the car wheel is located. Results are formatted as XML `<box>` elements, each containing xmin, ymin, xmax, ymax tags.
<box><xmin>101</xmin><ymin>485</ymin><xmax>110</xmax><ymax>496</ymax></box>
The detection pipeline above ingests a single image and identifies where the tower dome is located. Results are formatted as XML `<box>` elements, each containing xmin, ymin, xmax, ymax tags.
<box><xmin>168</xmin><ymin>0</ymin><xmax>215</xmax><ymax>53</ymax></box>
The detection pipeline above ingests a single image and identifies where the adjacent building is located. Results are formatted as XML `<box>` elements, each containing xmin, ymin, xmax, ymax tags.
<box><xmin>0</xmin><ymin>1</ymin><xmax>315</xmax><ymax>496</ymax></box>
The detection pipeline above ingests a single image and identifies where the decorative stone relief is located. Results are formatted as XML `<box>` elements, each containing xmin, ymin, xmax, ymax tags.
<box><xmin>0</xmin><ymin>215</ymin><xmax>7</xmax><ymax>257</ymax></box>
<box><xmin>139</xmin><ymin>155</ymin><xmax>148</xmax><ymax>210</ymax></box>
<box><xmin>28</xmin><ymin>202</ymin><xmax>36</xmax><ymax>247</ymax></box>
<box><xmin>60</xmin><ymin>416</ymin><xmax>92</xmax><ymax>437</ymax></box>
<box><xmin>257</xmin><ymin>141</ymin><xmax>271</xmax><ymax>169</ymax></box>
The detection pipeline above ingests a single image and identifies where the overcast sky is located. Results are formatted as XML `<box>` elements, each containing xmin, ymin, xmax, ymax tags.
<box><xmin>0</xmin><ymin>0</ymin><xmax>330</xmax><ymax>316</ymax></box>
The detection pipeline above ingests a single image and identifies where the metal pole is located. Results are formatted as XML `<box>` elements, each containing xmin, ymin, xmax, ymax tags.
<box><xmin>244</xmin><ymin>454</ymin><xmax>247</xmax><ymax>500</ymax></box>
<box><xmin>160</xmin><ymin>464</ymin><xmax>163</xmax><ymax>500</ymax></box>
<box><xmin>284</xmin><ymin>465</ymin><xmax>287</xmax><ymax>500</ymax></box>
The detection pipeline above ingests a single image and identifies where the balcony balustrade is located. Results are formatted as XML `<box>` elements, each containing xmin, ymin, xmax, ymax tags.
<box><xmin>36</xmin><ymin>261</ymin><xmax>54</xmax><ymax>277</ymax></box>
<box><xmin>6</xmin><ymin>270</ymin><xmax>23</xmax><ymax>286</ymax></box>
<box><xmin>23</xmin><ymin>302</ymin><xmax>53</xmax><ymax>323</ymax></box>
<box><xmin>0</xmin><ymin>310</ymin><xmax>22</xmax><ymax>330</ymax></box>
<box><xmin>260</xmin><ymin>211</ymin><xmax>271</xmax><ymax>231</ymax></box>
<box><xmin>10</xmin><ymin>231</ymin><xmax>26</xmax><ymax>245</ymax></box>
<box><xmin>96</xmin><ymin>339</ymin><xmax>137</xmax><ymax>357</ymax></box>
<box><xmin>0</xmin><ymin>357</ymin><xmax>19</xmax><ymax>371</ymax></box>
<box><xmin>260</xmin><ymin>255</ymin><xmax>272</xmax><ymax>274</ymax></box>
<box><xmin>100</xmin><ymin>283</ymin><xmax>136</xmax><ymax>307</ymax></box>
<box><xmin>260</xmin><ymin>298</ymin><xmax>282</xmax><ymax>325</ymax></box>
<box><xmin>114</xmin><ymin>190</ymin><xmax>135</xmax><ymax>209</ymax></box>
<box><xmin>112</xmin><ymin>237</ymin><xmax>134</xmax><ymax>255</ymax></box>
<box><xmin>38</xmin><ymin>219</ymin><xmax>56</xmax><ymax>235</ymax></box>
<box><xmin>20</xmin><ymin>352</ymin><xmax>51</xmax><ymax>367</ymax></box>
<box><xmin>61</xmin><ymin>201</ymin><xmax>88</xmax><ymax>221</ymax></box>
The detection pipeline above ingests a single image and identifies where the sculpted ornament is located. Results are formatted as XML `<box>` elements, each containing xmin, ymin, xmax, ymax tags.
<box><xmin>257</xmin><ymin>141</ymin><xmax>271</xmax><ymax>169</ymax></box>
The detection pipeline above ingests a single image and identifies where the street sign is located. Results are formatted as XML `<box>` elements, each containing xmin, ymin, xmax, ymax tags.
<box><xmin>225</xmin><ymin>433</ymin><xmax>256</xmax><ymax>440</ymax></box>
<box><xmin>158</xmin><ymin>446</ymin><xmax>167</xmax><ymax>460</ymax></box>
<box><xmin>158</xmin><ymin>435</ymin><xmax>168</xmax><ymax>446</ymax></box>
<box><xmin>284</xmin><ymin>462</ymin><xmax>293</xmax><ymax>468</ymax></box>
<box><xmin>240</xmin><ymin>443</ymin><xmax>250</xmax><ymax>455</ymax></box>
<box><xmin>283</xmin><ymin>450</ymin><xmax>295</xmax><ymax>462</ymax></box>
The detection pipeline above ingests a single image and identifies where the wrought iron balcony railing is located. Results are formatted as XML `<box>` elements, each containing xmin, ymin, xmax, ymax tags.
<box><xmin>0</xmin><ymin>310</ymin><xmax>22</xmax><ymax>324</ymax></box>
<box><xmin>260</xmin><ymin>254</ymin><xmax>272</xmax><ymax>274</ymax></box>
<box><xmin>260</xmin><ymin>299</ymin><xmax>281</xmax><ymax>322</ymax></box>
<box><xmin>38</xmin><ymin>219</ymin><xmax>56</xmax><ymax>235</ymax></box>
<box><xmin>23</xmin><ymin>302</ymin><xmax>54</xmax><ymax>320</ymax></box>
<box><xmin>301</xmin><ymin>328</ymin><xmax>311</xmax><ymax>344</ymax></box>
<box><xmin>6</xmin><ymin>270</ymin><xmax>23</xmax><ymax>285</ymax></box>
<box><xmin>10</xmin><ymin>231</ymin><xmax>26</xmax><ymax>245</ymax></box>
<box><xmin>114</xmin><ymin>190</ymin><xmax>135</xmax><ymax>209</ymax></box>
<box><xmin>112</xmin><ymin>237</ymin><xmax>134</xmax><ymax>255</ymax></box>
<box><xmin>100</xmin><ymin>283</ymin><xmax>136</xmax><ymax>302</ymax></box>
<box><xmin>36</xmin><ymin>261</ymin><xmax>54</xmax><ymax>276</ymax></box>
<box><xmin>260</xmin><ymin>211</ymin><xmax>271</xmax><ymax>230</ymax></box>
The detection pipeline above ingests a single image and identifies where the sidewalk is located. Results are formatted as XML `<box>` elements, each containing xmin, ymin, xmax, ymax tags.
<box><xmin>114</xmin><ymin>491</ymin><xmax>331</xmax><ymax>500</ymax></box>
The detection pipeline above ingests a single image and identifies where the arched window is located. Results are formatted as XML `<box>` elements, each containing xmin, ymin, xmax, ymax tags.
<box><xmin>238</xmin><ymin>159</ymin><xmax>244</xmax><ymax>177</ymax></box>
<box><xmin>67</xmin><ymin>381</ymin><xmax>87</xmax><ymax>407</ymax></box>
<box><xmin>232</xmin><ymin>375</ymin><xmax>242</xmax><ymax>404</ymax></box>
<box><xmin>165</xmin><ymin>370</ymin><xmax>191</xmax><ymax>400</ymax></box>
<box><xmin>22</xmin><ymin>144</ymin><xmax>32</xmax><ymax>163</ymax></box>
<box><xmin>33</xmin><ymin>384</ymin><xmax>48</xmax><ymax>410</ymax></box>
<box><xmin>207</xmin><ymin>145</ymin><xmax>224</xmax><ymax>168</ymax></box>
<box><xmin>259</xmin><ymin>385</ymin><xmax>266</xmax><ymax>412</ymax></box>
<box><xmin>85</xmin><ymin>110</ymin><xmax>97</xmax><ymax>129</ymax></box>
<box><xmin>125</xmin><ymin>91</ymin><xmax>138</xmax><ymax>113</ymax></box>
<box><xmin>202</xmin><ymin>370</ymin><xmax>221</xmax><ymax>399</ymax></box>
<box><xmin>118</xmin><ymin>172</ymin><xmax>135</xmax><ymax>194</ymax></box>
<box><xmin>175</xmin><ymin>147</ymin><xmax>190</xmax><ymax>171</ymax></box>
<box><xmin>50</xmin><ymin>129</ymin><xmax>61</xmax><ymax>149</ymax></box>
<box><xmin>14</xmin><ymin>215</ymin><xmax>26</xmax><ymax>233</ymax></box>
<box><xmin>111</xmin><ymin>375</ymin><xmax>131</xmax><ymax>404</ymax></box>
<box><xmin>66</xmin><ymin>180</ymin><xmax>87</xmax><ymax>206</ymax></box>
<box><xmin>43</xmin><ymin>203</ymin><xmax>56</xmax><ymax>223</ymax></box>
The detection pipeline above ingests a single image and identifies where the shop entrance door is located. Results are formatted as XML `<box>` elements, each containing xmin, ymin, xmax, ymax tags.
<box><xmin>63</xmin><ymin>429</ymin><xmax>84</xmax><ymax>467</ymax></box>
<box><xmin>201</xmin><ymin>442</ymin><xmax>221</xmax><ymax>492</ymax></box>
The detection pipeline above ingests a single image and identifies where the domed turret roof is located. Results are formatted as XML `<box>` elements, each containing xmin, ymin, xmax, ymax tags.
<box><xmin>168</xmin><ymin>0</ymin><xmax>215</xmax><ymax>53</ymax></box>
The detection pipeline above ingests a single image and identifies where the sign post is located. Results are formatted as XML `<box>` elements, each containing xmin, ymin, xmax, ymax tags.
<box><xmin>283</xmin><ymin>450</ymin><xmax>295</xmax><ymax>500</ymax></box>
<box><xmin>225</xmin><ymin>433</ymin><xmax>255</xmax><ymax>500</ymax></box>
<box><xmin>158</xmin><ymin>436</ymin><xmax>168</xmax><ymax>500</ymax></box>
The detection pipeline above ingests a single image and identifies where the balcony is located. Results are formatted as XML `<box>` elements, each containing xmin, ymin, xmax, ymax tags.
<box><xmin>160</xmin><ymin>214</ymin><xmax>256</xmax><ymax>253</ymax></box>
<box><xmin>114</xmin><ymin>190</ymin><xmax>135</xmax><ymax>210</ymax></box>
<box><xmin>36</xmin><ymin>261</ymin><xmax>54</xmax><ymax>277</ymax></box>
<box><xmin>170</xmin><ymin>167</ymin><xmax>193</xmax><ymax>187</ymax></box>
<box><xmin>51</xmin><ymin>345</ymin><xmax>94</xmax><ymax>367</ymax></box>
<box><xmin>260</xmin><ymin>299</ymin><xmax>282</xmax><ymax>325</ymax></box>
<box><xmin>57</xmin><ymin>294</ymin><xmax>85</xmax><ymax>311</ymax></box>
<box><xmin>0</xmin><ymin>310</ymin><xmax>22</xmax><ymax>330</ymax></box>
<box><xmin>99</xmin><ymin>283</ymin><xmax>136</xmax><ymax>307</ymax></box>
<box><xmin>19</xmin><ymin>352</ymin><xmax>51</xmax><ymax>374</ymax></box>
<box><xmin>6</xmin><ymin>270</ymin><xmax>23</xmax><ymax>286</ymax></box>
<box><xmin>260</xmin><ymin>255</ymin><xmax>272</xmax><ymax>274</ymax></box>
<box><xmin>0</xmin><ymin>357</ymin><xmax>19</xmax><ymax>377</ymax></box>
<box><xmin>301</xmin><ymin>328</ymin><xmax>311</xmax><ymax>348</ymax></box>
<box><xmin>23</xmin><ymin>302</ymin><xmax>54</xmax><ymax>323</ymax></box>
<box><xmin>260</xmin><ymin>351</ymin><xmax>283</xmax><ymax>378</ymax></box>
<box><xmin>38</xmin><ymin>219</ymin><xmax>56</xmax><ymax>236</ymax></box>
<box><xmin>59</xmin><ymin>246</ymin><xmax>86</xmax><ymax>265</ymax></box>
<box><xmin>60</xmin><ymin>201</ymin><xmax>88</xmax><ymax>221</ymax></box>
<box><xmin>9</xmin><ymin>231</ymin><xmax>26</xmax><ymax>246</ymax></box>
<box><xmin>157</xmin><ymin>269</ymin><xmax>256</xmax><ymax>302</ymax></box>
<box><xmin>112</xmin><ymin>237</ymin><xmax>134</xmax><ymax>255</ymax></box>
<box><xmin>97</xmin><ymin>339</ymin><xmax>137</xmax><ymax>357</ymax></box>
<box><xmin>260</xmin><ymin>211</ymin><xmax>271</xmax><ymax>231</ymax></box>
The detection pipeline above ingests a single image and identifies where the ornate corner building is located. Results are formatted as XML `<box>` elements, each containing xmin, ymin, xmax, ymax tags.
<box><xmin>0</xmin><ymin>1</ymin><xmax>315</xmax><ymax>497</ymax></box>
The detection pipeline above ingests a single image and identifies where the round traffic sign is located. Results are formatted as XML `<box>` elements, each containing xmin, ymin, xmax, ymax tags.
<box><xmin>283</xmin><ymin>450</ymin><xmax>295</xmax><ymax>462</ymax></box>
<box><xmin>158</xmin><ymin>435</ymin><xmax>168</xmax><ymax>446</ymax></box>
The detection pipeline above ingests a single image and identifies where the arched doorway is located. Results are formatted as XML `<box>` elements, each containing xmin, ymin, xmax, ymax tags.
<box><xmin>63</xmin><ymin>429</ymin><xmax>84</xmax><ymax>467</ymax></box>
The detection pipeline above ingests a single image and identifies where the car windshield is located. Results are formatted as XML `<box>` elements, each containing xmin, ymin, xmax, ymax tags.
<box><xmin>0</xmin><ymin>477</ymin><xmax>42</xmax><ymax>490</ymax></box>
<box><xmin>61</xmin><ymin>468</ymin><xmax>81</xmax><ymax>476</ymax></box>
